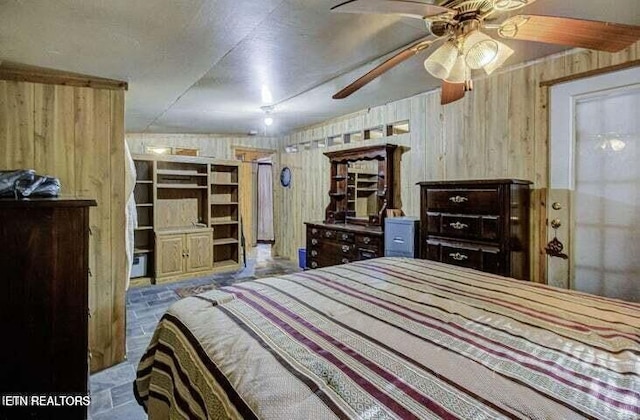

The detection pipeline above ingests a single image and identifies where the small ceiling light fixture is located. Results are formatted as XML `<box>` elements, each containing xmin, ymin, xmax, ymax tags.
<box><xmin>261</xmin><ymin>105</ymin><xmax>275</xmax><ymax>127</ymax></box>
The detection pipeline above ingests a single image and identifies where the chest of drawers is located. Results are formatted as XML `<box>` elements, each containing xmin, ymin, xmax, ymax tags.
<box><xmin>418</xmin><ymin>180</ymin><xmax>531</xmax><ymax>280</ymax></box>
<box><xmin>305</xmin><ymin>222</ymin><xmax>383</xmax><ymax>269</ymax></box>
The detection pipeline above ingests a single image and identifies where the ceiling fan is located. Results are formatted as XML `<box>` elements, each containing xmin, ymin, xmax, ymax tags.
<box><xmin>331</xmin><ymin>0</ymin><xmax>640</xmax><ymax>105</ymax></box>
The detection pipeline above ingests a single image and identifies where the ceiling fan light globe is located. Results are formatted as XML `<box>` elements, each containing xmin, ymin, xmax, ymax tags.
<box><xmin>463</xmin><ymin>31</ymin><xmax>499</xmax><ymax>69</ymax></box>
<box><xmin>423</xmin><ymin>41</ymin><xmax>458</xmax><ymax>80</ymax></box>
<box><xmin>445</xmin><ymin>54</ymin><xmax>468</xmax><ymax>84</ymax></box>
<box><xmin>483</xmin><ymin>40</ymin><xmax>514</xmax><ymax>75</ymax></box>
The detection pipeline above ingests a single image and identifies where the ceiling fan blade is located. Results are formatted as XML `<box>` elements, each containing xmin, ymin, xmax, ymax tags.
<box><xmin>331</xmin><ymin>0</ymin><xmax>454</xmax><ymax>20</ymax></box>
<box><xmin>440</xmin><ymin>81</ymin><xmax>466</xmax><ymax>105</ymax></box>
<box><xmin>498</xmin><ymin>15</ymin><xmax>640</xmax><ymax>53</ymax></box>
<box><xmin>333</xmin><ymin>38</ymin><xmax>433</xmax><ymax>100</ymax></box>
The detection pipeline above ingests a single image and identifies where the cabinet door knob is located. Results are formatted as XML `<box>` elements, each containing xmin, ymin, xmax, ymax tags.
<box><xmin>311</xmin><ymin>238</ymin><xmax>318</xmax><ymax>245</ymax></box>
<box><xmin>341</xmin><ymin>233</ymin><xmax>349</xmax><ymax>241</ymax></box>
<box><xmin>449</xmin><ymin>195</ymin><xmax>468</xmax><ymax>203</ymax></box>
<box><xmin>341</xmin><ymin>245</ymin><xmax>350</xmax><ymax>253</ymax></box>
<box><xmin>311</xmin><ymin>262</ymin><xmax>318</xmax><ymax>268</ymax></box>
<box><xmin>311</xmin><ymin>250</ymin><xmax>318</xmax><ymax>257</ymax></box>
<box><xmin>363</xmin><ymin>236</ymin><xmax>371</xmax><ymax>244</ymax></box>
<box><xmin>312</xmin><ymin>228</ymin><xmax>318</xmax><ymax>235</ymax></box>
<box><xmin>449</xmin><ymin>222</ymin><xmax>469</xmax><ymax>230</ymax></box>
<box><xmin>341</xmin><ymin>258</ymin><xmax>349</xmax><ymax>264</ymax></box>
<box><xmin>449</xmin><ymin>252</ymin><xmax>468</xmax><ymax>261</ymax></box>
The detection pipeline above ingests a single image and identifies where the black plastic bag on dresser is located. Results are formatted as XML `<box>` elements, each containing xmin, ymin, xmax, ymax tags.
<box><xmin>15</xmin><ymin>175</ymin><xmax>61</xmax><ymax>197</ymax></box>
<box><xmin>0</xmin><ymin>170</ymin><xmax>35</xmax><ymax>197</ymax></box>
<box><xmin>32</xmin><ymin>176</ymin><xmax>61</xmax><ymax>197</ymax></box>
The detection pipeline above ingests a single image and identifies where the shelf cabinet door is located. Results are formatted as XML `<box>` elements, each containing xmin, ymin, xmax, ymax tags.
<box><xmin>156</xmin><ymin>234</ymin><xmax>185</xmax><ymax>278</ymax></box>
<box><xmin>186</xmin><ymin>232</ymin><xmax>213</xmax><ymax>273</ymax></box>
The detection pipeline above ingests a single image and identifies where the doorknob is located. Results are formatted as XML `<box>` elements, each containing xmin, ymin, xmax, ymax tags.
<box><xmin>550</xmin><ymin>219</ymin><xmax>562</xmax><ymax>229</ymax></box>
<box><xmin>552</xmin><ymin>202</ymin><xmax>562</xmax><ymax>211</ymax></box>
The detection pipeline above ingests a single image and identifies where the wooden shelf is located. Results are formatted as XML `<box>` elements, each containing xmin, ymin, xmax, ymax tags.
<box><xmin>156</xmin><ymin>184</ymin><xmax>207</xmax><ymax>189</ymax></box>
<box><xmin>210</xmin><ymin>220</ymin><xmax>239</xmax><ymax>225</ymax></box>
<box><xmin>129</xmin><ymin>277</ymin><xmax>153</xmax><ymax>288</ymax></box>
<box><xmin>357</xmin><ymin>188</ymin><xmax>378</xmax><ymax>192</ymax></box>
<box><xmin>214</xmin><ymin>259</ymin><xmax>239</xmax><ymax>268</ymax></box>
<box><xmin>136</xmin><ymin>203</ymin><xmax>153</xmax><ymax>207</ymax></box>
<box><xmin>135</xmin><ymin>226</ymin><xmax>153</xmax><ymax>231</ymax></box>
<box><xmin>211</xmin><ymin>201</ymin><xmax>238</xmax><ymax>205</ymax></box>
<box><xmin>213</xmin><ymin>238</ymin><xmax>239</xmax><ymax>245</ymax></box>
<box><xmin>136</xmin><ymin>180</ymin><xmax>153</xmax><ymax>184</ymax></box>
<box><xmin>157</xmin><ymin>169</ymin><xmax>207</xmax><ymax>177</ymax></box>
<box><xmin>332</xmin><ymin>175</ymin><xmax>347</xmax><ymax>180</ymax></box>
<box><xmin>134</xmin><ymin>248</ymin><xmax>152</xmax><ymax>254</ymax></box>
<box><xmin>211</xmin><ymin>182</ymin><xmax>239</xmax><ymax>186</ymax></box>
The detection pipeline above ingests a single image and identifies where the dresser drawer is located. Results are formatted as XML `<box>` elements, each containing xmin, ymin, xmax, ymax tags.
<box><xmin>426</xmin><ymin>188</ymin><xmax>499</xmax><ymax>214</ymax></box>
<box><xmin>428</xmin><ymin>213</ymin><xmax>499</xmax><ymax>242</ymax></box>
<box><xmin>426</xmin><ymin>240</ymin><xmax>501</xmax><ymax>274</ymax></box>
<box><xmin>356</xmin><ymin>234</ymin><xmax>382</xmax><ymax>249</ymax></box>
<box><xmin>308</xmin><ymin>226</ymin><xmax>322</xmax><ymax>237</ymax></box>
<box><xmin>358</xmin><ymin>248</ymin><xmax>381</xmax><ymax>260</ymax></box>
<box><xmin>336</xmin><ymin>231</ymin><xmax>355</xmax><ymax>243</ymax></box>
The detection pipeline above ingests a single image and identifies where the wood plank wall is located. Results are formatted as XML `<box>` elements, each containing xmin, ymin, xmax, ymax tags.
<box><xmin>273</xmin><ymin>42</ymin><xmax>640</xmax><ymax>283</ymax></box>
<box><xmin>0</xmin><ymin>81</ymin><xmax>126</xmax><ymax>372</ymax></box>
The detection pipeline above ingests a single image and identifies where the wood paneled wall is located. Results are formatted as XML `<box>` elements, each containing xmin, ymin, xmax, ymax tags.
<box><xmin>126</xmin><ymin>133</ymin><xmax>279</xmax><ymax>159</ymax></box>
<box><xmin>273</xmin><ymin>42</ymin><xmax>640</xmax><ymax>283</ymax></box>
<box><xmin>0</xmin><ymin>80</ymin><xmax>126</xmax><ymax>372</ymax></box>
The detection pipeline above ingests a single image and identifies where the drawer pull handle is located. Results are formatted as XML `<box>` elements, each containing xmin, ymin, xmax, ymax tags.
<box><xmin>363</xmin><ymin>237</ymin><xmax>371</xmax><ymax>244</ymax></box>
<box><xmin>325</xmin><ymin>231</ymin><xmax>334</xmax><ymax>238</ymax></box>
<box><xmin>449</xmin><ymin>252</ymin><xmax>468</xmax><ymax>261</ymax></box>
<box><xmin>450</xmin><ymin>222</ymin><xmax>469</xmax><ymax>230</ymax></box>
<box><xmin>393</xmin><ymin>237</ymin><xmax>405</xmax><ymax>243</ymax></box>
<box><xmin>311</xmin><ymin>228</ymin><xmax>318</xmax><ymax>235</ymax></box>
<box><xmin>341</xmin><ymin>258</ymin><xmax>349</xmax><ymax>264</ymax></box>
<box><xmin>311</xmin><ymin>262</ymin><xmax>318</xmax><ymax>268</ymax></box>
<box><xmin>449</xmin><ymin>196</ymin><xmax>468</xmax><ymax>203</ymax></box>
<box><xmin>341</xmin><ymin>245</ymin><xmax>350</xmax><ymax>253</ymax></box>
<box><xmin>341</xmin><ymin>234</ymin><xmax>349</xmax><ymax>241</ymax></box>
<box><xmin>311</xmin><ymin>250</ymin><xmax>318</xmax><ymax>257</ymax></box>
<box><xmin>311</xmin><ymin>238</ymin><xmax>318</xmax><ymax>245</ymax></box>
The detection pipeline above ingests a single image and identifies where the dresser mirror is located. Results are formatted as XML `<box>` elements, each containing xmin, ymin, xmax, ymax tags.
<box><xmin>324</xmin><ymin>144</ymin><xmax>398</xmax><ymax>227</ymax></box>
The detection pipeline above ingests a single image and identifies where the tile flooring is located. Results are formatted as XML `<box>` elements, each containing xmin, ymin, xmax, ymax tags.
<box><xmin>89</xmin><ymin>245</ymin><xmax>300</xmax><ymax>419</ymax></box>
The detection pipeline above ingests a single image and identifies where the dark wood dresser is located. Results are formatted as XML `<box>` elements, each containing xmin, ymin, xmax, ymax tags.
<box><xmin>0</xmin><ymin>198</ymin><xmax>95</xmax><ymax>419</ymax></box>
<box><xmin>418</xmin><ymin>180</ymin><xmax>531</xmax><ymax>280</ymax></box>
<box><xmin>305</xmin><ymin>222</ymin><xmax>383</xmax><ymax>269</ymax></box>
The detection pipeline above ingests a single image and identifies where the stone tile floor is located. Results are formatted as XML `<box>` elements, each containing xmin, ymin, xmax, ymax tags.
<box><xmin>89</xmin><ymin>244</ymin><xmax>300</xmax><ymax>419</ymax></box>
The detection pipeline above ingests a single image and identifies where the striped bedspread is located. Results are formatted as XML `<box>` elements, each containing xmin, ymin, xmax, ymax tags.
<box><xmin>134</xmin><ymin>257</ymin><xmax>640</xmax><ymax>419</ymax></box>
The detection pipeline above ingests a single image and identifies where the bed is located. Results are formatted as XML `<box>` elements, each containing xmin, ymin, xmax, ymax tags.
<box><xmin>134</xmin><ymin>257</ymin><xmax>639</xmax><ymax>419</ymax></box>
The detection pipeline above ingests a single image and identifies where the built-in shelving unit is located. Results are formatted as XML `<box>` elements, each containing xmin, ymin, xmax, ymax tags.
<box><xmin>130</xmin><ymin>155</ymin><xmax>243</xmax><ymax>287</ymax></box>
<box><xmin>132</xmin><ymin>156</ymin><xmax>156</xmax><ymax>287</ymax></box>
<box><xmin>210</xmin><ymin>161</ymin><xmax>241</xmax><ymax>270</ymax></box>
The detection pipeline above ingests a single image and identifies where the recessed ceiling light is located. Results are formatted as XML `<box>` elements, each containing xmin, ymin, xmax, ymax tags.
<box><xmin>264</xmin><ymin>117</ymin><xmax>273</xmax><ymax>126</ymax></box>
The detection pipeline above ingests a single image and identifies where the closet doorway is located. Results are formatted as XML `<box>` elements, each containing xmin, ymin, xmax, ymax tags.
<box><xmin>234</xmin><ymin>148</ymin><xmax>276</xmax><ymax>257</ymax></box>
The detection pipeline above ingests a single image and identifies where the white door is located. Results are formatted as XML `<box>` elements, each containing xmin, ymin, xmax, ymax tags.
<box><xmin>550</xmin><ymin>67</ymin><xmax>640</xmax><ymax>302</ymax></box>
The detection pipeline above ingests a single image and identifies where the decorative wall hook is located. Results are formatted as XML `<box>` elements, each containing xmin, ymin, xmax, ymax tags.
<box><xmin>546</xmin><ymin>219</ymin><xmax>568</xmax><ymax>259</ymax></box>
<box><xmin>545</xmin><ymin>237</ymin><xmax>568</xmax><ymax>259</ymax></box>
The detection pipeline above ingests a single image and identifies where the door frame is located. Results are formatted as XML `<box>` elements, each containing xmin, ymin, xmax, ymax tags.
<box><xmin>548</xmin><ymin>66</ymin><xmax>640</xmax><ymax>289</ymax></box>
<box><xmin>233</xmin><ymin>147</ymin><xmax>277</xmax><ymax>248</ymax></box>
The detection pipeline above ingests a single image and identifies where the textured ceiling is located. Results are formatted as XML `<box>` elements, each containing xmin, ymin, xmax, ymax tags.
<box><xmin>0</xmin><ymin>0</ymin><xmax>639</xmax><ymax>135</ymax></box>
